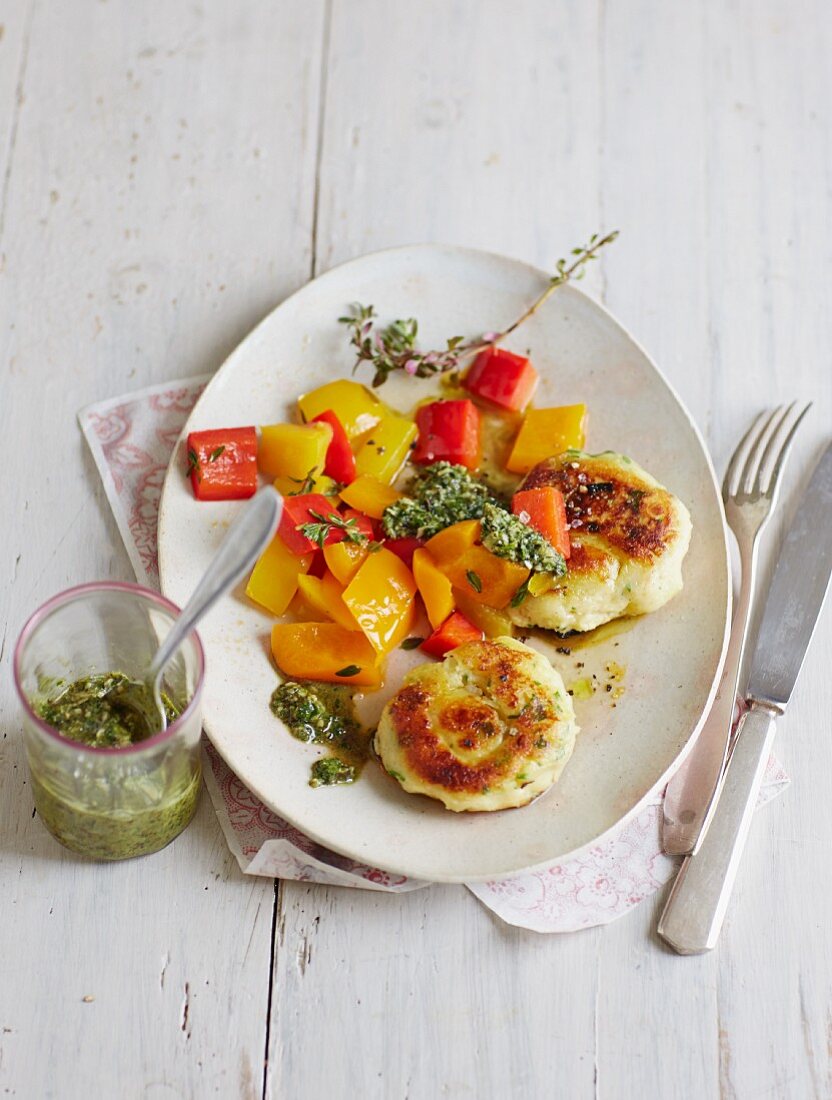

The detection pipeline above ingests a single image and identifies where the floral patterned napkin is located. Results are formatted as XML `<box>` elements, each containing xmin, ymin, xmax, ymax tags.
<box><xmin>78</xmin><ymin>378</ymin><xmax>789</xmax><ymax>932</ymax></box>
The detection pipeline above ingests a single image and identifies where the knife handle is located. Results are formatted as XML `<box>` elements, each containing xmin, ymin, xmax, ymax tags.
<box><xmin>657</xmin><ymin>702</ymin><xmax>778</xmax><ymax>955</ymax></box>
<box><xmin>662</xmin><ymin>530</ymin><xmax>761</xmax><ymax>855</ymax></box>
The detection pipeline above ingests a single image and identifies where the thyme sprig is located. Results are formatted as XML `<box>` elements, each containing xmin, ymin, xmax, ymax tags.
<box><xmin>299</xmin><ymin>509</ymin><xmax>370</xmax><ymax>550</ymax></box>
<box><xmin>339</xmin><ymin>230</ymin><xmax>619</xmax><ymax>388</ymax></box>
<box><xmin>287</xmin><ymin>468</ymin><xmax>318</xmax><ymax>496</ymax></box>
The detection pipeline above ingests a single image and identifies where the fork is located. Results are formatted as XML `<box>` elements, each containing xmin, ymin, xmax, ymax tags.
<box><xmin>661</xmin><ymin>402</ymin><xmax>811</xmax><ymax>856</ymax></box>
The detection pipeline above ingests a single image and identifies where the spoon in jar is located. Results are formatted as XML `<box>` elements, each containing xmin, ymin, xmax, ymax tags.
<box><xmin>133</xmin><ymin>486</ymin><xmax>282</xmax><ymax>733</ymax></box>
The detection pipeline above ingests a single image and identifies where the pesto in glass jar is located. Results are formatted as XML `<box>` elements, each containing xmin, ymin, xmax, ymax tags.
<box><xmin>29</xmin><ymin>672</ymin><xmax>201</xmax><ymax>861</ymax></box>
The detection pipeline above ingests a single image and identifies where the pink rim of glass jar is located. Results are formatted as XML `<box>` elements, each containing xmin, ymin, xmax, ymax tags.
<box><xmin>13</xmin><ymin>581</ymin><xmax>205</xmax><ymax>757</ymax></box>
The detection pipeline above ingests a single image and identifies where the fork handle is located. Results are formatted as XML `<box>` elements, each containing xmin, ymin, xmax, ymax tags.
<box><xmin>657</xmin><ymin>702</ymin><xmax>777</xmax><ymax>955</ymax></box>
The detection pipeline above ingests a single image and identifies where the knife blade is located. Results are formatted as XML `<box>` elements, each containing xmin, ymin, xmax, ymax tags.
<box><xmin>658</xmin><ymin>441</ymin><xmax>832</xmax><ymax>953</ymax></box>
<box><xmin>746</xmin><ymin>442</ymin><xmax>832</xmax><ymax>709</ymax></box>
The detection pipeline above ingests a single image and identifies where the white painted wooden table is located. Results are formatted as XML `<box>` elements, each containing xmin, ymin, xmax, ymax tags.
<box><xmin>2</xmin><ymin>3</ymin><xmax>831</xmax><ymax>1097</ymax></box>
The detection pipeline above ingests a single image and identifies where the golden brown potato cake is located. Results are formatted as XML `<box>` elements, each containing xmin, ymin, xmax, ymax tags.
<box><xmin>375</xmin><ymin>637</ymin><xmax>578</xmax><ymax>812</ymax></box>
<box><xmin>510</xmin><ymin>451</ymin><xmax>692</xmax><ymax>633</ymax></box>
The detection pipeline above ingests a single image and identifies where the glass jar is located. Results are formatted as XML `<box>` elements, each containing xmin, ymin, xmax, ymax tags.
<box><xmin>14</xmin><ymin>582</ymin><xmax>205</xmax><ymax>860</ymax></box>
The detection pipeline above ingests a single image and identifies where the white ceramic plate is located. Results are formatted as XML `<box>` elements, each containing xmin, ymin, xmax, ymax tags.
<box><xmin>158</xmin><ymin>245</ymin><xmax>730</xmax><ymax>883</ymax></box>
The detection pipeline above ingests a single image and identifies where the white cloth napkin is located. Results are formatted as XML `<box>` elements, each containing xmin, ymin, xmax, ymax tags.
<box><xmin>78</xmin><ymin>377</ymin><xmax>789</xmax><ymax>932</ymax></box>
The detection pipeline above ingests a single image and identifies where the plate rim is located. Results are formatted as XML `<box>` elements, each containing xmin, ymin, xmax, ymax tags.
<box><xmin>158</xmin><ymin>242</ymin><xmax>732</xmax><ymax>883</ymax></box>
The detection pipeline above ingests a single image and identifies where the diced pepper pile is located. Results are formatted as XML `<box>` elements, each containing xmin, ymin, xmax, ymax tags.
<box><xmin>188</xmin><ymin>349</ymin><xmax>588</xmax><ymax>683</ymax></box>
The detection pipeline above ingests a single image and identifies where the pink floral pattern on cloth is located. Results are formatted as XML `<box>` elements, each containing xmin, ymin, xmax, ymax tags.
<box><xmin>78</xmin><ymin>379</ymin><xmax>790</xmax><ymax>932</ymax></box>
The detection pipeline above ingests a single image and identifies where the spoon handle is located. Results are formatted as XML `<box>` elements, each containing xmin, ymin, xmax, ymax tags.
<box><xmin>149</xmin><ymin>487</ymin><xmax>282</xmax><ymax>684</ymax></box>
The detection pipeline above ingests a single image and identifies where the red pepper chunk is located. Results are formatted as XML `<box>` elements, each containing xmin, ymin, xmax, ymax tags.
<box><xmin>512</xmin><ymin>486</ymin><xmax>571</xmax><ymax>559</ymax></box>
<box><xmin>187</xmin><ymin>427</ymin><xmax>258</xmax><ymax>501</ymax></box>
<box><xmin>279</xmin><ymin>496</ymin><xmax>374</xmax><ymax>556</ymax></box>
<box><xmin>464</xmin><ymin>347</ymin><xmax>538</xmax><ymax>412</ymax></box>
<box><xmin>384</xmin><ymin>536</ymin><xmax>424</xmax><ymax>569</ymax></box>
<box><xmin>279</xmin><ymin>494</ymin><xmax>335</xmax><ymax>555</ymax></box>
<box><xmin>342</xmin><ymin>508</ymin><xmax>376</xmax><ymax>542</ymax></box>
<box><xmin>412</xmin><ymin>400</ymin><xmax>480</xmax><ymax>469</ymax></box>
<box><xmin>421</xmin><ymin>611</ymin><xmax>484</xmax><ymax>659</ymax></box>
<box><xmin>311</xmin><ymin>410</ymin><xmax>357</xmax><ymax>485</ymax></box>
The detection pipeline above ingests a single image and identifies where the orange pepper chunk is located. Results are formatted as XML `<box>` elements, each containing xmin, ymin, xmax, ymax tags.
<box><xmin>438</xmin><ymin>544</ymin><xmax>529</xmax><ymax>609</ymax></box>
<box><xmin>270</xmin><ymin>623</ymin><xmax>381</xmax><ymax>686</ymax></box>
<box><xmin>342</xmin><ymin>547</ymin><xmax>417</xmax><ymax>657</ymax></box>
<box><xmin>296</xmin><ymin>570</ymin><xmax>360</xmax><ymax>631</ymax></box>
<box><xmin>412</xmin><ymin>549</ymin><xmax>455</xmax><ymax>629</ymax></box>
<box><xmin>424</xmin><ymin>519</ymin><xmax>481</xmax><ymax>566</ymax></box>
<box><xmin>245</xmin><ymin>535</ymin><xmax>313</xmax><ymax>616</ymax></box>
<box><xmin>323</xmin><ymin>540</ymin><xmax>368</xmax><ymax>585</ymax></box>
<box><xmin>453</xmin><ymin>590</ymin><xmax>515</xmax><ymax>638</ymax></box>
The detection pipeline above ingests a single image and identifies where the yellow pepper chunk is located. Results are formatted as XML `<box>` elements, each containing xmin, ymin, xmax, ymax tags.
<box><xmin>453</xmin><ymin>590</ymin><xmax>515</xmax><ymax>638</ymax></box>
<box><xmin>338</xmin><ymin>475</ymin><xmax>402</xmax><ymax>519</ymax></box>
<box><xmin>273</xmin><ymin>473</ymin><xmax>338</xmax><ymax>498</ymax></box>
<box><xmin>246</xmin><ymin>535</ymin><xmax>313</xmax><ymax>616</ymax></box>
<box><xmin>296</xmin><ymin>571</ymin><xmax>360</xmax><ymax>632</ymax></box>
<box><xmin>424</xmin><ymin>520</ymin><xmax>481</xmax><ymax>566</ymax></box>
<box><xmin>259</xmin><ymin>422</ymin><xmax>332</xmax><ymax>481</ymax></box>
<box><xmin>528</xmin><ymin>573</ymin><xmax>554</xmax><ymax>597</ymax></box>
<box><xmin>342</xmin><ymin>547</ymin><xmax>417</xmax><ymax>656</ymax></box>
<box><xmin>271</xmin><ymin>622</ymin><xmax>381</xmax><ymax>686</ymax></box>
<box><xmin>412</xmin><ymin>549</ymin><xmax>455</xmax><ymax>629</ymax></box>
<box><xmin>506</xmin><ymin>404</ymin><xmax>587</xmax><ymax>474</ymax></box>
<box><xmin>438</xmin><ymin>544</ymin><xmax>529</xmax><ymax>609</ymax></box>
<box><xmin>354</xmin><ymin>413</ymin><xmax>417</xmax><ymax>484</ymax></box>
<box><xmin>298</xmin><ymin>380</ymin><xmax>386</xmax><ymax>441</ymax></box>
<box><xmin>323</xmin><ymin>540</ymin><xmax>368</xmax><ymax>586</ymax></box>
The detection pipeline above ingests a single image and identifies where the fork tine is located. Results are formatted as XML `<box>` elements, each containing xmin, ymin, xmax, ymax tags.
<box><xmin>753</xmin><ymin>400</ymin><xmax>797</xmax><ymax>490</ymax></box>
<box><xmin>740</xmin><ymin>405</ymin><xmax>787</xmax><ymax>494</ymax></box>
<box><xmin>745</xmin><ymin>403</ymin><xmax>793</xmax><ymax>493</ymax></box>
<box><xmin>761</xmin><ymin>402</ymin><xmax>812</xmax><ymax>496</ymax></box>
<box><xmin>722</xmin><ymin>409</ymin><xmax>769</xmax><ymax>498</ymax></box>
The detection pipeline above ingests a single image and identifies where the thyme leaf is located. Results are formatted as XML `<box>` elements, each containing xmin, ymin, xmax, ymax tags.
<box><xmin>287</xmin><ymin>467</ymin><xmax>319</xmax><ymax>496</ymax></box>
<box><xmin>187</xmin><ymin>447</ymin><xmax>201</xmax><ymax>481</ymax></box>
<box><xmin>466</xmin><ymin>570</ymin><xmax>483</xmax><ymax>593</ymax></box>
<box><xmin>511</xmin><ymin>575</ymin><xmax>532</xmax><ymax>608</ymax></box>
<box><xmin>299</xmin><ymin>510</ymin><xmax>370</xmax><ymax>550</ymax></box>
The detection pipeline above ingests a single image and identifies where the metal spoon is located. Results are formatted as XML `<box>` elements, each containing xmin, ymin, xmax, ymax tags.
<box><xmin>141</xmin><ymin>486</ymin><xmax>282</xmax><ymax>732</ymax></box>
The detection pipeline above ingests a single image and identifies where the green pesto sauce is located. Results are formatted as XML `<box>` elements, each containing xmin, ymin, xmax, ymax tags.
<box><xmin>269</xmin><ymin>680</ymin><xmax>373</xmax><ymax>788</ymax></box>
<box><xmin>479</xmin><ymin>502</ymin><xmax>566</xmax><ymax>577</ymax></box>
<box><xmin>381</xmin><ymin>462</ymin><xmax>565</xmax><ymax>578</ymax></box>
<box><xmin>382</xmin><ymin>461</ymin><xmax>494</xmax><ymax>540</ymax></box>
<box><xmin>30</xmin><ymin>673</ymin><xmax>199</xmax><ymax>860</ymax></box>
<box><xmin>34</xmin><ymin>672</ymin><xmax>178</xmax><ymax>748</ymax></box>
<box><xmin>30</xmin><ymin>764</ymin><xmax>201</xmax><ymax>862</ymax></box>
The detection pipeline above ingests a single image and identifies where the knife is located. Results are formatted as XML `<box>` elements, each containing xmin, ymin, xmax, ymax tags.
<box><xmin>658</xmin><ymin>441</ymin><xmax>832</xmax><ymax>954</ymax></box>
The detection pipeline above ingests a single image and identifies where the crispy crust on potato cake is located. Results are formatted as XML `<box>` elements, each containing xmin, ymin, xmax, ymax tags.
<box><xmin>510</xmin><ymin>451</ymin><xmax>692</xmax><ymax>633</ymax></box>
<box><xmin>375</xmin><ymin>637</ymin><xmax>578</xmax><ymax>812</ymax></box>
